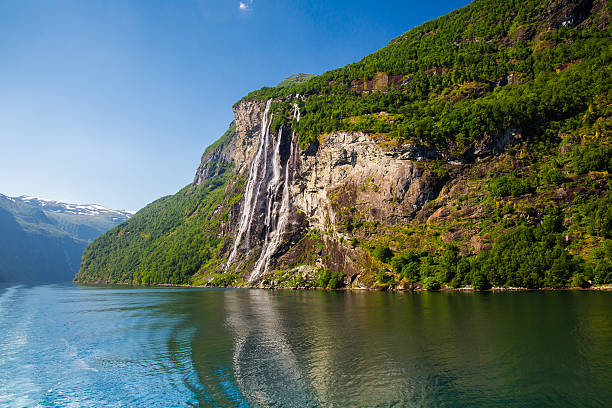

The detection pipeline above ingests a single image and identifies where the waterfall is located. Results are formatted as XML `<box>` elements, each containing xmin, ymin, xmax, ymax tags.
<box><xmin>246</xmin><ymin>101</ymin><xmax>273</xmax><ymax>248</ymax></box>
<box><xmin>225</xmin><ymin>99</ymin><xmax>273</xmax><ymax>270</ymax></box>
<box><xmin>225</xmin><ymin>98</ymin><xmax>301</xmax><ymax>280</ymax></box>
<box><xmin>264</xmin><ymin>125</ymin><xmax>283</xmax><ymax>228</ymax></box>
<box><xmin>250</xmin><ymin>102</ymin><xmax>300</xmax><ymax>281</ymax></box>
<box><xmin>294</xmin><ymin>100</ymin><xmax>300</xmax><ymax>122</ymax></box>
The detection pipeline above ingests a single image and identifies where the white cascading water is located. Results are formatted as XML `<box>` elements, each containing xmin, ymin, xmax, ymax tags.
<box><xmin>225</xmin><ymin>99</ymin><xmax>273</xmax><ymax>270</ymax></box>
<box><xmin>264</xmin><ymin>125</ymin><xmax>283</xmax><ymax>228</ymax></box>
<box><xmin>246</xmin><ymin>100</ymin><xmax>273</xmax><ymax>248</ymax></box>
<box><xmin>250</xmin><ymin>102</ymin><xmax>300</xmax><ymax>280</ymax></box>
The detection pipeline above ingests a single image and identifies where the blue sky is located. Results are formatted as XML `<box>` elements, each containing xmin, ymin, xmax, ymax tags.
<box><xmin>0</xmin><ymin>0</ymin><xmax>470</xmax><ymax>210</ymax></box>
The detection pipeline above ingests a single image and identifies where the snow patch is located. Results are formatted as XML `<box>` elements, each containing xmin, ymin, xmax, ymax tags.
<box><xmin>12</xmin><ymin>195</ymin><xmax>134</xmax><ymax>218</ymax></box>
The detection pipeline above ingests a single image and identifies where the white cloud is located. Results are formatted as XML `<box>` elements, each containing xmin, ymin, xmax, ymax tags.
<box><xmin>239</xmin><ymin>1</ymin><xmax>253</xmax><ymax>11</ymax></box>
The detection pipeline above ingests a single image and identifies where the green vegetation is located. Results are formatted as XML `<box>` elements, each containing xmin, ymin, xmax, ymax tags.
<box><xmin>76</xmin><ymin>161</ymin><xmax>234</xmax><ymax>285</ymax></box>
<box><xmin>276</xmin><ymin>73</ymin><xmax>317</xmax><ymax>88</ymax></box>
<box><xmin>570</xmin><ymin>141</ymin><xmax>612</xmax><ymax>174</ymax></box>
<box><xmin>374</xmin><ymin>212</ymin><xmax>610</xmax><ymax>290</ymax></box>
<box><xmin>489</xmin><ymin>175</ymin><xmax>535</xmax><ymax>197</ymax></box>
<box><xmin>371</xmin><ymin>245</ymin><xmax>393</xmax><ymax>263</ymax></box>
<box><xmin>239</xmin><ymin>0</ymin><xmax>611</xmax><ymax>154</ymax></box>
<box><xmin>77</xmin><ymin>0</ymin><xmax>611</xmax><ymax>290</ymax></box>
<box><xmin>207</xmin><ymin>272</ymin><xmax>238</xmax><ymax>287</ymax></box>
<box><xmin>316</xmin><ymin>268</ymin><xmax>344</xmax><ymax>289</ymax></box>
<box><xmin>579</xmin><ymin>192</ymin><xmax>612</xmax><ymax>238</ymax></box>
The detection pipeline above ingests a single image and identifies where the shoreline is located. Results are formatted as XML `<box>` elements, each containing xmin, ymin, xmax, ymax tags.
<box><xmin>73</xmin><ymin>280</ymin><xmax>612</xmax><ymax>292</ymax></box>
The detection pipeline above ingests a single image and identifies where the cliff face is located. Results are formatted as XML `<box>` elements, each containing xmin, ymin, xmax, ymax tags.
<box><xmin>76</xmin><ymin>0</ymin><xmax>611</xmax><ymax>289</ymax></box>
<box><xmin>192</xmin><ymin>98</ymin><xmax>509</xmax><ymax>286</ymax></box>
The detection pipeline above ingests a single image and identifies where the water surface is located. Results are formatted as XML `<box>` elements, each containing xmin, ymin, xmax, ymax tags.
<box><xmin>0</xmin><ymin>284</ymin><xmax>610</xmax><ymax>407</ymax></box>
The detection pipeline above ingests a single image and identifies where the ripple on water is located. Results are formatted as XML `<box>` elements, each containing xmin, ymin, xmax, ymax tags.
<box><xmin>1</xmin><ymin>285</ymin><xmax>611</xmax><ymax>407</ymax></box>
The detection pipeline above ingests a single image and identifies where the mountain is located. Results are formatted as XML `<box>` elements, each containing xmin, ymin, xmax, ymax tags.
<box><xmin>76</xmin><ymin>0</ymin><xmax>611</xmax><ymax>289</ymax></box>
<box><xmin>0</xmin><ymin>193</ymin><xmax>132</xmax><ymax>282</ymax></box>
<box><xmin>15</xmin><ymin>196</ymin><xmax>134</xmax><ymax>242</ymax></box>
<box><xmin>277</xmin><ymin>73</ymin><xmax>317</xmax><ymax>88</ymax></box>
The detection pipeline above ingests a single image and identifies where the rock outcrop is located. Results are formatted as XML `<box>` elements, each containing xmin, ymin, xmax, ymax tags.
<box><xmin>76</xmin><ymin>0</ymin><xmax>611</xmax><ymax>289</ymax></box>
<box><xmin>193</xmin><ymin>99</ymin><xmax>469</xmax><ymax>284</ymax></box>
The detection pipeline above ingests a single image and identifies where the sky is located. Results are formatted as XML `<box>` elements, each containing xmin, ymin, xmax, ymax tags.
<box><xmin>0</xmin><ymin>0</ymin><xmax>470</xmax><ymax>211</ymax></box>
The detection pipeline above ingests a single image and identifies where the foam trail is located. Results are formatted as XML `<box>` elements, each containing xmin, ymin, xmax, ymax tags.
<box><xmin>0</xmin><ymin>285</ymin><xmax>20</xmax><ymax>317</ymax></box>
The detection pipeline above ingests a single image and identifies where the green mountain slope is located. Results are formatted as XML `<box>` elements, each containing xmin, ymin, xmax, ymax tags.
<box><xmin>0</xmin><ymin>194</ymin><xmax>131</xmax><ymax>282</ymax></box>
<box><xmin>76</xmin><ymin>169</ymin><xmax>233</xmax><ymax>285</ymax></box>
<box><xmin>244</xmin><ymin>0</ymin><xmax>610</xmax><ymax>151</ymax></box>
<box><xmin>277</xmin><ymin>73</ymin><xmax>317</xmax><ymax>87</ymax></box>
<box><xmin>77</xmin><ymin>0</ymin><xmax>611</xmax><ymax>289</ymax></box>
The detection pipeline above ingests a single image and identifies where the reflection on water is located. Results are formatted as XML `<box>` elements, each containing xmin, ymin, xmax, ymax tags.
<box><xmin>225</xmin><ymin>290</ymin><xmax>312</xmax><ymax>407</ymax></box>
<box><xmin>0</xmin><ymin>284</ymin><xmax>611</xmax><ymax>407</ymax></box>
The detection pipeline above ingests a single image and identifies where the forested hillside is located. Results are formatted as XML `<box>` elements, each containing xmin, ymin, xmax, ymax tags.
<box><xmin>244</xmin><ymin>0</ymin><xmax>610</xmax><ymax>153</ymax></box>
<box><xmin>77</xmin><ymin>0</ymin><xmax>611</xmax><ymax>290</ymax></box>
<box><xmin>77</xmin><ymin>169</ymin><xmax>233</xmax><ymax>285</ymax></box>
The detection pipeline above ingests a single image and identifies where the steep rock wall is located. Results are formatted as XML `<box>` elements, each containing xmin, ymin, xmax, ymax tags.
<box><xmin>194</xmin><ymin>99</ymin><xmax>451</xmax><ymax>284</ymax></box>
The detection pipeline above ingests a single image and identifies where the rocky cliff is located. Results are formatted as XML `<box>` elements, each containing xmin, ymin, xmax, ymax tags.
<box><xmin>192</xmin><ymin>97</ymin><xmax>455</xmax><ymax>286</ymax></box>
<box><xmin>76</xmin><ymin>0</ymin><xmax>611</xmax><ymax>289</ymax></box>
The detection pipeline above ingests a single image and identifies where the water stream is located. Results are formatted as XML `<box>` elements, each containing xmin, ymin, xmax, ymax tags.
<box><xmin>225</xmin><ymin>99</ymin><xmax>301</xmax><ymax>281</ymax></box>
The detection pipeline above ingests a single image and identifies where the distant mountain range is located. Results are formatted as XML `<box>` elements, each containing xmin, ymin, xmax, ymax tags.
<box><xmin>0</xmin><ymin>193</ymin><xmax>133</xmax><ymax>282</ymax></box>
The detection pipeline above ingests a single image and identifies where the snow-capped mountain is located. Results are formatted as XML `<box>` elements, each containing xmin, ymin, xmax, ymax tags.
<box><xmin>16</xmin><ymin>196</ymin><xmax>135</xmax><ymax>219</ymax></box>
<box><xmin>0</xmin><ymin>193</ymin><xmax>137</xmax><ymax>282</ymax></box>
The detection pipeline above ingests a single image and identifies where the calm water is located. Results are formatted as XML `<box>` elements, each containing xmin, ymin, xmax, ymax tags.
<box><xmin>0</xmin><ymin>284</ymin><xmax>611</xmax><ymax>407</ymax></box>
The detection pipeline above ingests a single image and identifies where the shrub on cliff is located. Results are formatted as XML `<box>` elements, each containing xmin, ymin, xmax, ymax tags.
<box><xmin>590</xmin><ymin>241</ymin><xmax>612</xmax><ymax>285</ymax></box>
<box><xmin>208</xmin><ymin>272</ymin><xmax>237</xmax><ymax>287</ymax></box>
<box><xmin>581</xmin><ymin>191</ymin><xmax>612</xmax><ymax>238</ymax></box>
<box><xmin>489</xmin><ymin>175</ymin><xmax>534</xmax><ymax>197</ymax></box>
<box><xmin>372</xmin><ymin>245</ymin><xmax>393</xmax><ymax>263</ymax></box>
<box><xmin>328</xmin><ymin>272</ymin><xmax>345</xmax><ymax>289</ymax></box>
<box><xmin>390</xmin><ymin>250</ymin><xmax>420</xmax><ymax>274</ymax></box>
<box><xmin>571</xmin><ymin>142</ymin><xmax>612</xmax><ymax>174</ymax></box>
<box><xmin>539</xmin><ymin>164</ymin><xmax>566</xmax><ymax>186</ymax></box>
<box><xmin>422</xmin><ymin>276</ymin><xmax>441</xmax><ymax>291</ymax></box>
<box><xmin>316</xmin><ymin>268</ymin><xmax>331</xmax><ymax>288</ymax></box>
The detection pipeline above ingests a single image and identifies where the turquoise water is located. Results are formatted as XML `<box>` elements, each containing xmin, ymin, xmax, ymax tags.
<box><xmin>0</xmin><ymin>284</ymin><xmax>611</xmax><ymax>407</ymax></box>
